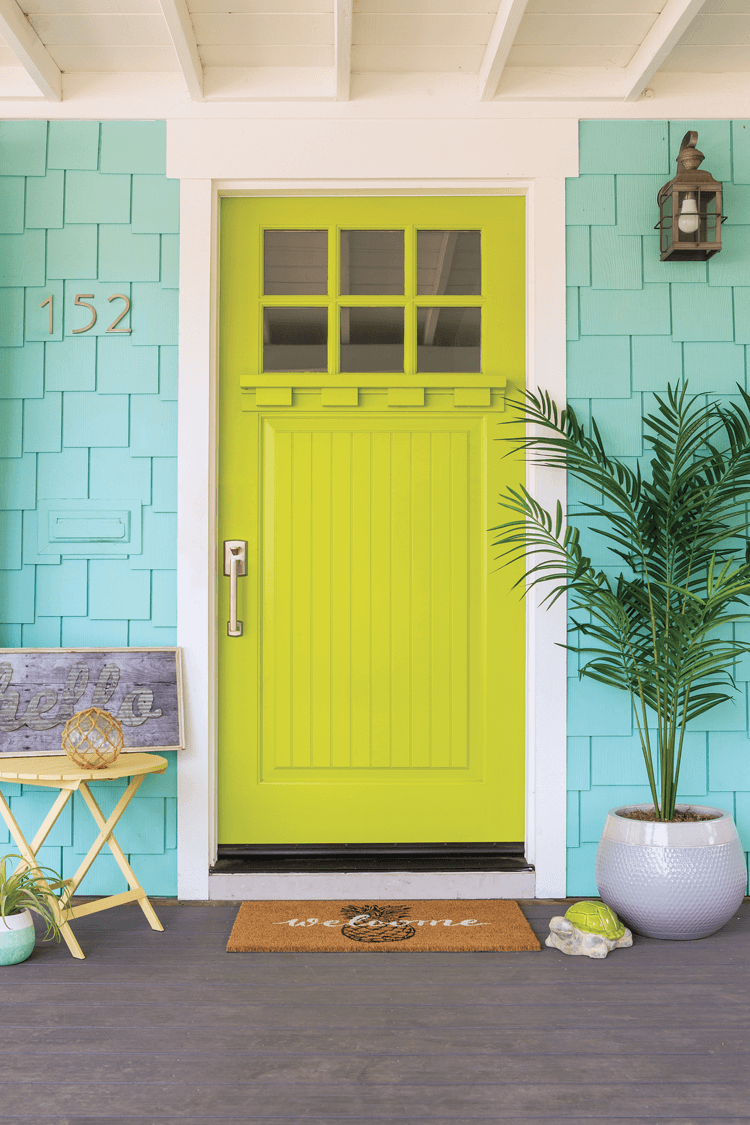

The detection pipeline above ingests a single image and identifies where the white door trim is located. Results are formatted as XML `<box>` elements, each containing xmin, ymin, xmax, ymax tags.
<box><xmin>176</xmin><ymin>174</ymin><xmax>570</xmax><ymax>900</ymax></box>
<box><xmin>176</xmin><ymin>178</ymin><xmax>219</xmax><ymax>900</ymax></box>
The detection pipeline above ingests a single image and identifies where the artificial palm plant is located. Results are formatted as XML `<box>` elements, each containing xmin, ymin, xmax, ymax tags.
<box><xmin>493</xmin><ymin>383</ymin><xmax>750</xmax><ymax>821</ymax></box>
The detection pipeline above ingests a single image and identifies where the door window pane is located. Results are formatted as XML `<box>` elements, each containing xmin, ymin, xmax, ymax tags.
<box><xmin>263</xmin><ymin>307</ymin><xmax>328</xmax><ymax>372</ymax></box>
<box><xmin>340</xmin><ymin>307</ymin><xmax>404</xmax><ymax>373</ymax></box>
<box><xmin>340</xmin><ymin>231</ymin><xmax>404</xmax><ymax>295</ymax></box>
<box><xmin>417</xmin><ymin>231</ymin><xmax>481</xmax><ymax>295</ymax></box>
<box><xmin>264</xmin><ymin>230</ymin><xmax>327</xmax><ymax>295</ymax></box>
<box><xmin>417</xmin><ymin>307</ymin><xmax>480</xmax><ymax>372</ymax></box>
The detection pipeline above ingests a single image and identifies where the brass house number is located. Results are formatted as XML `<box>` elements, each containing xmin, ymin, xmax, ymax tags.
<box><xmin>39</xmin><ymin>293</ymin><xmax>132</xmax><ymax>335</ymax></box>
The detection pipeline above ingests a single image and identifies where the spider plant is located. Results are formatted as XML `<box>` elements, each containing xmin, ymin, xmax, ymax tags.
<box><xmin>493</xmin><ymin>383</ymin><xmax>750</xmax><ymax>821</ymax></box>
<box><xmin>0</xmin><ymin>854</ymin><xmax>67</xmax><ymax>942</ymax></box>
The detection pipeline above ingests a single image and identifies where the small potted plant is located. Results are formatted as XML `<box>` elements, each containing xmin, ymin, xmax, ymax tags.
<box><xmin>0</xmin><ymin>854</ymin><xmax>66</xmax><ymax>965</ymax></box>
<box><xmin>493</xmin><ymin>384</ymin><xmax>749</xmax><ymax>939</ymax></box>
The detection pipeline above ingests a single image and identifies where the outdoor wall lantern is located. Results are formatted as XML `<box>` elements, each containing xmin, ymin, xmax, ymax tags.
<box><xmin>656</xmin><ymin>130</ymin><xmax>724</xmax><ymax>261</ymax></box>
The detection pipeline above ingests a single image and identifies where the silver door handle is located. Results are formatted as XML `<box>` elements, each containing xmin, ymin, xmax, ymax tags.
<box><xmin>223</xmin><ymin>540</ymin><xmax>247</xmax><ymax>637</ymax></box>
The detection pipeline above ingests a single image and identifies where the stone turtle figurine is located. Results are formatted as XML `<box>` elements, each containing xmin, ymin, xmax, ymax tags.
<box><xmin>545</xmin><ymin>901</ymin><xmax>633</xmax><ymax>959</ymax></box>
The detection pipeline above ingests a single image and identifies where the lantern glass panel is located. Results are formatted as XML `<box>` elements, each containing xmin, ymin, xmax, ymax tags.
<box><xmin>660</xmin><ymin>192</ymin><xmax>673</xmax><ymax>254</ymax></box>
<box><xmin>704</xmin><ymin>192</ymin><xmax>718</xmax><ymax>242</ymax></box>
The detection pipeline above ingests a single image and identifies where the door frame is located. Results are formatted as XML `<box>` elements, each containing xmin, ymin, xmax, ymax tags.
<box><xmin>176</xmin><ymin>174</ymin><xmax>569</xmax><ymax>899</ymax></box>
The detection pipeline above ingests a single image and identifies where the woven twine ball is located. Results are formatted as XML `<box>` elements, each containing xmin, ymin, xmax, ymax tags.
<box><xmin>61</xmin><ymin>707</ymin><xmax>124</xmax><ymax>769</ymax></box>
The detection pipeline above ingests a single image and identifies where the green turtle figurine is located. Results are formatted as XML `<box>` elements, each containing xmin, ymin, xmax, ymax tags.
<box><xmin>545</xmin><ymin>901</ymin><xmax>633</xmax><ymax>958</ymax></box>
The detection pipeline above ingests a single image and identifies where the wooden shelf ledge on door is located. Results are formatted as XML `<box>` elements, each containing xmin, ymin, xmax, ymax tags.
<box><xmin>242</xmin><ymin>382</ymin><xmax>507</xmax><ymax>411</ymax></box>
<box><xmin>240</xmin><ymin>373</ymin><xmax>507</xmax><ymax>391</ymax></box>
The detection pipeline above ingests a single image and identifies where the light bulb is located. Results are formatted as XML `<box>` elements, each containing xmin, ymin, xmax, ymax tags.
<box><xmin>678</xmin><ymin>196</ymin><xmax>700</xmax><ymax>234</ymax></box>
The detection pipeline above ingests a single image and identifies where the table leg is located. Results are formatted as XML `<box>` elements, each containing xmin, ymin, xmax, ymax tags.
<box><xmin>74</xmin><ymin>779</ymin><xmax>164</xmax><ymax>933</ymax></box>
<box><xmin>0</xmin><ymin>789</ymin><xmax>85</xmax><ymax>960</ymax></box>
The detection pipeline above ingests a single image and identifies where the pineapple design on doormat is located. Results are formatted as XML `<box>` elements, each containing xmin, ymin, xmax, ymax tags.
<box><xmin>340</xmin><ymin>903</ymin><xmax>417</xmax><ymax>943</ymax></box>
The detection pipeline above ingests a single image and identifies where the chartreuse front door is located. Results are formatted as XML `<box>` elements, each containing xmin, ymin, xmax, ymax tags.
<box><xmin>218</xmin><ymin>196</ymin><xmax>525</xmax><ymax>846</ymax></box>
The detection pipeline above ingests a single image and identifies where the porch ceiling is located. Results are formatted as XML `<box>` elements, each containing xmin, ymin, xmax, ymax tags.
<box><xmin>0</xmin><ymin>0</ymin><xmax>748</xmax><ymax>104</ymax></box>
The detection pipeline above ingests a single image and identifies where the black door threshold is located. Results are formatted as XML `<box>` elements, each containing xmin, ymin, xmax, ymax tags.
<box><xmin>212</xmin><ymin>842</ymin><xmax>533</xmax><ymax>874</ymax></box>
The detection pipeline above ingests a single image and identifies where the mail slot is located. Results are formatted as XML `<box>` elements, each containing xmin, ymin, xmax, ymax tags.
<box><xmin>50</xmin><ymin>516</ymin><xmax>128</xmax><ymax>543</ymax></box>
<box><xmin>37</xmin><ymin>500</ymin><xmax>141</xmax><ymax>555</ymax></box>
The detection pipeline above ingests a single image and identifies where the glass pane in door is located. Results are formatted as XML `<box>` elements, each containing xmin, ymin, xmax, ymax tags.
<box><xmin>417</xmin><ymin>307</ymin><xmax>481</xmax><ymax>372</ymax></box>
<box><xmin>264</xmin><ymin>231</ymin><xmax>328</xmax><ymax>295</ymax></box>
<box><xmin>263</xmin><ymin>307</ymin><xmax>328</xmax><ymax>372</ymax></box>
<box><xmin>340</xmin><ymin>307</ymin><xmax>404</xmax><ymax>372</ymax></box>
<box><xmin>340</xmin><ymin>231</ymin><xmax>404</xmax><ymax>295</ymax></box>
<box><xmin>417</xmin><ymin>231</ymin><xmax>481</xmax><ymax>295</ymax></box>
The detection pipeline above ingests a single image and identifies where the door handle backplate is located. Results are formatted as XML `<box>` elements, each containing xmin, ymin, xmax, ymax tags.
<box><xmin>223</xmin><ymin>540</ymin><xmax>247</xmax><ymax>637</ymax></box>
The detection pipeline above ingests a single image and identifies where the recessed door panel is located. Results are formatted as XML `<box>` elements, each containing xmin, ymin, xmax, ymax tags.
<box><xmin>261</xmin><ymin>414</ymin><xmax>484</xmax><ymax>780</ymax></box>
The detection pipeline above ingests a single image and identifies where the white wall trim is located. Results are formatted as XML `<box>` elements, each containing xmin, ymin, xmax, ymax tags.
<box><xmin>167</xmin><ymin>118</ymin><xmax>578</xmax><ymax>181</ymax></box>
<box><xmin>177</xmin><ymin>177</ymin><xmax>218</xmax><ymax>900</ymax></box>
<box><xmin>523</xmin><ymin>176</ymin><xmax>569</xmax><ymax>897</ymax></box>
<box><xmin>173</xmin><ymin>126</ymin><xmax>575</xmax><ymax>898</ymax></box>
<box><xmin>1</xmin><ymin>72</ymin><xmax>750</xmax><ymax>115</ymax></box>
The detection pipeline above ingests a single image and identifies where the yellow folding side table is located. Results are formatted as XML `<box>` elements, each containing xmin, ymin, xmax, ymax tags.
<box><xmin>0</xmin><ymin>753</ymin><xmax>168</xmax><ymax>959</ymax></box>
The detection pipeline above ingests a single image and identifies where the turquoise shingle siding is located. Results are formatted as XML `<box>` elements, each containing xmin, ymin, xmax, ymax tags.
<box><xmin>0</xmin><ymin>120</ymin><xmax>178</xmax><ymax>897</ymax></box>
<box><xmin>566</xmin><ymin>119</ymin><xmax>750</xmax><ymax>895</ymax></box>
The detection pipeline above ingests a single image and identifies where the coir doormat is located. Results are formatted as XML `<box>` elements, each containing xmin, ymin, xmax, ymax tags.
<box><xmin>226</xmin><ymin>899</ymin><xmax>540</xmax><ymax>952</ymax></box>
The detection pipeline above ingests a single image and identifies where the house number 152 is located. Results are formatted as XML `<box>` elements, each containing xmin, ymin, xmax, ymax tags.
<box><xmin>39</xmin><ymin>293</ymin><xmax>132</xmax><ymax>335</ymax></box>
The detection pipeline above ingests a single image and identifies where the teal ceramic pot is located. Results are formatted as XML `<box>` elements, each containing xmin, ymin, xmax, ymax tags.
<box><xmin>0</xmin><ymin>910</ymin><xmax>35</xmax><ymax>965</ymax></box>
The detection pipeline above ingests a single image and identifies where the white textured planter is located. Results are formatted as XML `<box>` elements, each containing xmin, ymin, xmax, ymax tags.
<box><xmin>0</xmin><ymin>910</ymin><xmax>35</xmax><ymax>966</ymax></box>
<box><xmin>595</xmin><ymin>805</ymin><xmax>747</xmax><ymax>941</ymax></box>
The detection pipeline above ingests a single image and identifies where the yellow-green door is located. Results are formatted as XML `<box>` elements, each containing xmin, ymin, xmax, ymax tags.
<box><xmin>219</xmin><ymin>197</ymin><xmax>525</xmax><ymax>845</ymax></box>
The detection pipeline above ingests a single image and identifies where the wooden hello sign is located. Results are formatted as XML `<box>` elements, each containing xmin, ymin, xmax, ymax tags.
<box><xmin>0</xmin><ymin>648</ymin><xmax>184</xmax><ymax>757</ymax></box>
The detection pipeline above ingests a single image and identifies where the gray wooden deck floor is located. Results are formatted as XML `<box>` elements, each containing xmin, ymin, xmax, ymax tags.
<box><xmin>1</xmin><ymin>898</ymin><xmax>749</xmax><ymax>1124</ymax></box>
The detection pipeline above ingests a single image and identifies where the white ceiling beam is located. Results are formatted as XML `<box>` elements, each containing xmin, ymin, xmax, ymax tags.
<box><xmin>159</xmin><ymin>0</ymin><xmax>203</xmax><ymax>102</ymax></box>
<box><xmin>623</xmin><ymin>0</ymin><xmax>707</xmax><ymax>102</ymax></box>
<box><xmin>478</xmin><ymin>0</ymin><xmax>529</xmax><ymax>103</ymax></box>
<box><xmin>0</xmin><ymin>0</ymin><xmax>61</xmax><ymax>101</ymax></box>
<box><xmin>335</xmin><ymin>0</ymin><xmax>352</xmax><ymax>101</ymax></box>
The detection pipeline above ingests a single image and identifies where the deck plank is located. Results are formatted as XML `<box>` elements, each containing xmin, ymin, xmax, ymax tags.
<box><xmin>0</xmin><ymin>1080</ymin><xmax>748</xmax><ymax>1117</ymax></box>
<box><xmin>0</xmin><ymin>1049</ymin><xmax>745</xmax><ymax>1083</ymax></box>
